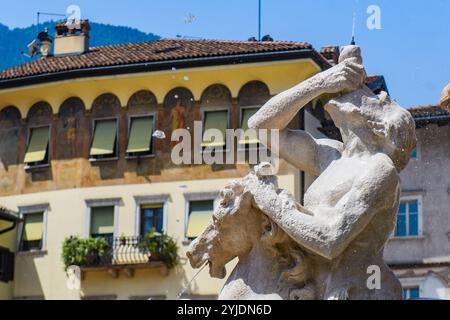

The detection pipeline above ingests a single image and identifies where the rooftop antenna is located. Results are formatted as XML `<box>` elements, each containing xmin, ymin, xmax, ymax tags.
<box><xmin>351</xmin><ymin>0</ymin><xmax>359</xmax><ymax>45</ymax></box>
<box><xmin>36</xmin><ymin>11</ymin><xmax>66</xmax><ymax>33</ymax></box>
<box><xmin>258</xmin><ymin>0</ymin><xmax>262</xmax><ymax>41</ymax></box>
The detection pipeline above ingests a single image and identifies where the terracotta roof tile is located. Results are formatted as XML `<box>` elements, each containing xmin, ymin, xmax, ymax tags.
<box><xmin>0</xmin><ymin>39</ymin><xmax>313</xmax><ymax>81</ymax></box>
<box><xmin>408</xmin><ymin>105</ymin><xmax>450</xmax><ymax>119</ymax></box>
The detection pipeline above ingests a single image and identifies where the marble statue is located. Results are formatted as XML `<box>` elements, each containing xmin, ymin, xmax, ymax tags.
<box><xmin>187</xmin><ymin>45</ymin><xmax>417</xmax><ymax>300</ymax></box>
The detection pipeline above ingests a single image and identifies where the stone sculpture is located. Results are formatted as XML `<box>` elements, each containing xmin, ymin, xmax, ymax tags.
<box><xmin>187</xmin><ymin>45</ymin><xmax>417</xmax><ymax>300</ymax></box>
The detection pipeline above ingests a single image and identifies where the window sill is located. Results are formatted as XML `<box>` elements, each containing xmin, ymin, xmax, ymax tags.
<box><xmin>89</xmin><ymin>157</ymin><xmax>119</xmax><ymax>163</ymax></box>
<box><xmin>125</xmin><ymin>154</ymin><xmax>156</xmax><ymax>160</ymax></box>
<box><xmin>390</xmin><ymin>235</ymin><xmax>425</xmax><ymax>241</ymax></box>
<box><xmin>24</xmin><ymin>164</ymin><xmax>50</xmax><ymax>171</ymax></box>
<box><xmin>16</xmin><ymin>250</ymin><xmax>47</xmax><ymax>257</ymax></box>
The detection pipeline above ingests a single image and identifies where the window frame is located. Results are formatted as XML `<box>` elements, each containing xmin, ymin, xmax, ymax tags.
<box><xmin>200</xmin><ymin>106</ymin><xmax>231</xmax><ymax>153</ymax></box>
<box><xmin>237</xmin><ymin>105</ymin><xmax>264</xmax><ymax>151</ymax></box>
<box><xmin>183</xmin><ymin>192</ymin><xmax>219</xmax><ymax>243</ymax></box>
<box><xmin>133</xmin><ymin>194</ymin><xmax>170</xmax><ymax>237</ymax></box>
<box><xmin>125</xmin><ymin>113</ymin><xmax>157</xmax><ymax>159</ymax></box>
<box><xmin>24</xmin><ymin>125</ymin><xmax>51</xmax><ymax>170</ymax></box>
<box><xmin>17</xmin><ymin>204</ymin><xmax>49</xmax><ymax>253</ymax></box>
<box><xmin>85</xmin><ymin>198</ymin><xmax>121</xmax><ymax>239</ymax></box>
<box><xmin>393</xmin><ymin>195</ymin><xmax>423</xmax><ymax>239</ymax></box>
<box><xmin>89</xmin><ymin>117</ymin><xmax>119</xmax><ymax>162</ymax></box>
<box><xmin>400</xmin><ymin>277</ymin><xmax>423</xmax><ymax>299</ymax></box>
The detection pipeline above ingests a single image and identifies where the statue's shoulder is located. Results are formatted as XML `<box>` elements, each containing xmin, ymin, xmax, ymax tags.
<box><xmin>358</xmin><ymin>153</ymin><xmax>399</xmax><ymax>188</ymax></box>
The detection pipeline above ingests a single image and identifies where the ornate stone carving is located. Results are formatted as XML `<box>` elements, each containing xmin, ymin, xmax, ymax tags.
<box><xmin>187</xmin><ymin>46</ymin><xmax>417</xmax><ymax>300</ymax></box>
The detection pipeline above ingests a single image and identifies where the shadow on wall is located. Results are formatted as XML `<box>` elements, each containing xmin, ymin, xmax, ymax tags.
<box><xmin>13</xmin><ymin>254</ymin><xmax>45</xmax><ymax>299</ymax></box>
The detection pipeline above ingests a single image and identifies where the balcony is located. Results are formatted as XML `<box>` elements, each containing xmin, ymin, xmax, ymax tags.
<box><xmin>62</xmin><ymin>235</ymin><xmax>179</xmax><ymax>279</ymax></box>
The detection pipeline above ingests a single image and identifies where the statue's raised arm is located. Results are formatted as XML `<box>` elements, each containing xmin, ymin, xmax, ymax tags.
<box><xmin>248</xmin><ymin>46</ymin><xmax>366</xmax><ymax>175</ymax></box>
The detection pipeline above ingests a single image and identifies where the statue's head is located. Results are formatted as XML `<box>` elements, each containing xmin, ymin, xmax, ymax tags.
<box><xmin>326</xmin><ymin>89</ymin><xmax>417</xmax><ymax>172</ymax></box>
<box><xmin>186</xmin><ymin>172</ymin><xmax>290</xmax><ymax>279</ymax></box>
<box><xmin>186</xmin><ymin>179</ymin><xmax>257</xmax><ymax>278</ymax></box>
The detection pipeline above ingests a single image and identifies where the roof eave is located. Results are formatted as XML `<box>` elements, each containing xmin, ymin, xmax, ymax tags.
<box><xmin>0</xmin><ymin>49</ymin><xmax>330</xmax><ymax>91</ymax></box>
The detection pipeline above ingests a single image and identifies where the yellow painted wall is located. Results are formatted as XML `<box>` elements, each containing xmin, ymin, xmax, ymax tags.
<box><xmin>0</xmin><ymin>221</ymin><xmax>16</xmax><ymax>300</ymax></box>
<box><xmin>0</xmin><ymin>59</ymin><xmax>320</xmax><ymax>115</ymax></box>
<box><xmin>0</xmin><ymin>175</ymin><xmax>297</xmax><ymax>300</ymax></box>
<box><xmin>0</xmin><ymin>57</ymin><xmax>321</xmax><ymax>299</ymax></box>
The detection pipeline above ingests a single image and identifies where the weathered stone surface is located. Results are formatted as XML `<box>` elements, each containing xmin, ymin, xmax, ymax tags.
<box><xmin>187</xmin><ymin>46</ymin><xmax>417</xmax><ymax>300</ymax></box>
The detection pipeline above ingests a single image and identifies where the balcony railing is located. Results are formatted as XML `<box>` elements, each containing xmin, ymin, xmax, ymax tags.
<box><xmin>83</xmin><ymin>236</ymin><xmax>153</xmax><ymax>267</ymax></box>
<box><xmin>63</xmin><ymin>235</ymin><xmax>175</xmax><ymax>278</ymax></box>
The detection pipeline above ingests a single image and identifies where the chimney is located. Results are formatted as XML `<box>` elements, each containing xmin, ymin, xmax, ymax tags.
<box><xmin>54</xmin><ymin>20</ymin><xmax>90</xmax><ymax>56</ymax></box>
<box><xmin>320</xmin><ymin>46</ymin><xmax>340</xmax><ymax>65</ymax></box>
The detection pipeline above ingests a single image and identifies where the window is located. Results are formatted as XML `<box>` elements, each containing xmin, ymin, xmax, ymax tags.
<box><xmin>20</xmin><ymin>212</ymin><xmax>44</xmax><ymax>251</ymax></box>
<box><xmin>187</xmin><ymin>200</ymin><xmax>214</xmax><ymax>240</ymax></box>
<box><xmin>127</xmin><ymin>116</ymin><xmax>155</xmax><ymax>157</ymax></box>
<box><xmin>395</xmin><ymin>198</ymin><xmax>421</xmax><ymax>237</ymax></box>
<box><xmin>411</xmin><ymin>148</ymin><xmax>418</xmax><ymax>159</ymax></box>
<box><xmin>202</xmin><ymin>110</ymin><xmax>228</xmax><ymax>148</ymax></box>
<box><xmin>140</xmin><ymin>204</ymin><xmax>164</xmax><ymax>236</ymax></box>
<box><xmin>90</xmin><ymin>119</ymin><xmax>118</xmax><ymax>160</ymax></box>
<box><xmin>239</xmin><ymin>107</ymin><xmax>260</xmax><ymax>146</ymax></box>
<box><xmin>24</xmin><ymin>126</ymin><xmax>50</xmax><ymax>166</ymax></box>
<box><xmin>90</xmin><ymin>206</ymin><xmax>115</xmax><ymax>241</ymax></box>
<box><xmin>0</xmin><ymin>247</ymin><xmax>14</xmax><ymax>283</ymax></box>
<box><xmin>403</xmin><ymin>287</ymin><xmax>420</xmax><ymax>300</ymax></box>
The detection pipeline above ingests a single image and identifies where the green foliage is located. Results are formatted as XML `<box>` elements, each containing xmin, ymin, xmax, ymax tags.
<box><xmin>139</xmin><ymin>229</ymin><xmax>179</xmax><ymax>269</ymax></box>
<box><xmin>61</xmin><ymin>236</ymin><xmax>110</xmax><ymax>270</ymax></box>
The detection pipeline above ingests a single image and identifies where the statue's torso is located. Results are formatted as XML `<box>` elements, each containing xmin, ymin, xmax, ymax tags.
<box><xmin>302</xmin><ymin>154</ymin><xmax>402</xmax><ymax>299</ymax></box>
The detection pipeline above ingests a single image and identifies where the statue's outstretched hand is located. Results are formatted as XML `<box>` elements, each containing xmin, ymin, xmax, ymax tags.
<box><xmin>318</xmin><ymin>58</ymin><xmax>366</xmax><ymax>94</ymax></box>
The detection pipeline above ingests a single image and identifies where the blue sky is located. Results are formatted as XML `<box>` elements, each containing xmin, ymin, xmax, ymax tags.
<box><xmin>0</xmin><ymin>0</ymin><xmax>449</xmax><ymax>108</ymax></box>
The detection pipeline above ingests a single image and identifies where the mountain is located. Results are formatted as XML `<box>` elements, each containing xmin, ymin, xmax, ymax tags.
<box><xmin>0</xmin><ymin>21</ymin><xmax>161</xmax><ymax>71</ymax></box>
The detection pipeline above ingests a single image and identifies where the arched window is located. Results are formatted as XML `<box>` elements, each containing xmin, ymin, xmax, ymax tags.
<box><xmin>200</xmin><ymin>84</ymin><xmax>232</xmax><ymax>149</ymax></box>
<box><xmin>237</xmin><ymin>81</ymin><xmax>270</xmax><ymax>147</ymax></box>
<box><xmin>56</xmin><ymin>97</ymin><xmax>86</xmax><ymax>160</ymax></box>
<box><xmin>89</xmin><ymin>93</ymin><xmax>121</xmax><ymax>160</ymax></box>
<box><xmin>0</xmin><ymin>106</ymin><xmax>22</xmax><ymax>167</ymax></box>
<box><xmin>24</xmin><ymin>101</ymin><xmax>53</xmax><ymax>167</ymax></box>
<box><xmin>126</xmin><ymin>91</ymin><xmax>158</xmax><ymax>157</ymax></box>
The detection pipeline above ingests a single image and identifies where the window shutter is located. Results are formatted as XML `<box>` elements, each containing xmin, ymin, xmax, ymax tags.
<box><xmin>90</xmin><ymin>206</ymin><xmax>115</xmax><ymax>236</ymax></box>
<box><xmin>202</xmin><ymin>111</ymin><xmax>228</xmax><ymax>147</ymax></box>
<box><xmin>90</xmin><ymin>120</ymin><xmax>117</xmax><ymax>156</ymax></box>
<box><xmin>23</xmin><ymin>213</ymin><xmax>44</xmax><ymax>241</ymax></box>
<box><xmin>24</xmin><ymin>127</ymin><xmax>50</xmax><ymax>164</ymax></box>
<box><xmin>127</xmin><ymin>116</ymin><xmax>154</xmax><ymax>154</ymax></box>
<box><xmin>187</xmin><ymin>201</ymin><xmax>214</xmax><ymax>239</ymax></box>
<box><xmin>239</xmin><ymin>108</ymin><xmax>260</xmax><ymax>144</ymax></box>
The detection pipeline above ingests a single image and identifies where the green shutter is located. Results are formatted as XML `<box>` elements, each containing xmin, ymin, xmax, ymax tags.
<box><xmin>202</xmin><ymin>111</ymin><xmax>228</xmax><ymax>147</ymax></box>
<box><xmin>187</xmin><ymin>201</ymin><xmax>214</xmax><ymax>239</ymax></box>
<box><xmin>90</xmin><ymin>120</ymin><xmax>117</xmax><ymax>156</ymax></box>
<box><xmin>90</xmin><ymin>206</ymin><xmax>115</xmax><ymax>236</ymax></box>
<box><xmin>127</xmin><ymin>116</ymin><xmax>154</xmax><ymax>154</ymax></box>
<box><xmin>239</xmin><ymin>108</ymin><xmax>260</xmax><ymax>144</ymax></box>
<box><xmin>23</xmin><ymin>212</ymin><xmax>44</xmax><ymax>241</ymax></box>
<box><xmin>24</xmin><ymin>127</ymin><xmax>50</xmax><ymax>164</ymax></box>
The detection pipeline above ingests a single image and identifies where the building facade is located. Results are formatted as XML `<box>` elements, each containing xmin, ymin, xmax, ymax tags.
<box><xmin>384</xmin><ymin>105</ymin><xmax>450</xmax><ymax>300</ymax></box>
<box><xmin>0</xmin><ymin>22</ymin><xmax>334</xmax><ymax>300</ymax></box>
